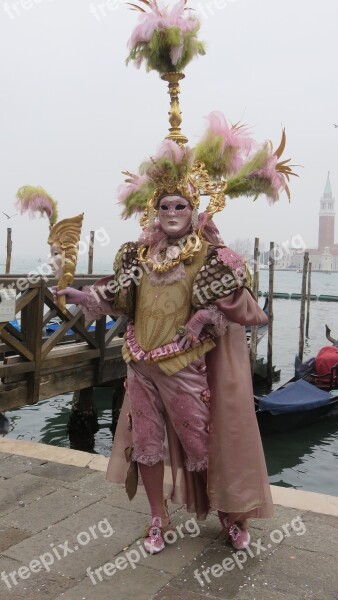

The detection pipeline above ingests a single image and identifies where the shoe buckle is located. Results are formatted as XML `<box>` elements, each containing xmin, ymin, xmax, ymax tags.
<box><xmin>149</xmin><ymin>525</ymin><xmax>161</xmax><ymax>540</ymax></box>
<box><xmin>229</xmin><ymin>524</ymin><xmax>241</xmax><ymax>541</ymax></box>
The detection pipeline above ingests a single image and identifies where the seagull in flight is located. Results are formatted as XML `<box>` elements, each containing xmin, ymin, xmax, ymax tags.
<box><xmin>2</xmin><ymin>212</ymin><xmax>17</xmax><ymax>219</ymax></box>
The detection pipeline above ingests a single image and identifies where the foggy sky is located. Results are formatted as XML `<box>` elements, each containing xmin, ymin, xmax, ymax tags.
<box><xmin>1</xmin><ymin>0</ymin><xmax>337</xmax><ymax>267</ymax></box>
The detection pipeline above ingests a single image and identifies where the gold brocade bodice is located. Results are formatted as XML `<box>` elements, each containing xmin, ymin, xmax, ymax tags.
<box><xmin>134</xmin><ymin>241</ymin><xmax>209</xmax><ymax>352</ymax></box>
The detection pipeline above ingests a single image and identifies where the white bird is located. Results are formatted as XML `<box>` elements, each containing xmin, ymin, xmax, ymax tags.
<box><xmin>2</xmin><ymin>212</ymin><xmax>17</xmax><ymax>219</ymax></box>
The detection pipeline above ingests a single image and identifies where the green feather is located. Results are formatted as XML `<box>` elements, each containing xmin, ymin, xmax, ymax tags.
<box><xmin>226</xmin><ymin>145</ymin><xmax>270</xmax><ymax>199</ymax></box>
<box><xmin>121</xmin><ymin>182</ymin><xmax>155</xmax><ymax>218</ymax></box>
<box><xmin>127</xmin><ymin>25</ymin><xmax>205</xmax><ymax>74</ymax></box>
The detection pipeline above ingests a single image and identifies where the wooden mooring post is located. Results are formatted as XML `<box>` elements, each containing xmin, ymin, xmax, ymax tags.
<box><xmin>68</xmin><ymin>310</ymin><xmax>105</xmax><ymax>450</ymax></box>
<box><xmin>305</xmin><ymin>261</ymin><xmax>312</xmax><ymax>338</ymax></box>
<box><xmin>68</xmin><ymin>388</ymin><xmax>99</xmax><ymax>453</ymax></box>
<box><xmin>250</xmin><ymin>237</ymin><xmax>260</xmax><ymax>373</ymax></box>
<box><xmin>5</xmin><ymin>228</ymin><xmax>12</xmax><ymax>274</ymax></box>
<box><xmin>266</xmin><ymin>242</ymin><xmax>274</xmax><ymax>388</ymax></box>
<box><xmin>87</xmin><ymin>231</ymin><xmax>95</xmax><ymax>274</ymax></box>
<box><xmin>299</xmin><ymin>252</ymin><xmax>309</xmax><ymax>360</ymax></box>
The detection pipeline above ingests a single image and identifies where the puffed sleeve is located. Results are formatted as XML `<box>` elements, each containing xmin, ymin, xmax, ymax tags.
<box><xmin>82</xmin><ymin>241</ymin><xmax>138</xmax><ymax>320</ymax></box>
<box><xmin>214</xmin><ymin>289</ymin><xmax>268</xmax><ymax>326</ymax></box>
<box><xmin>192</xmin><ymin>245</ymin><xmax>267</xmax><ymax>327</ymax></box>
<box><xmin>192</xmin><ymin>245</ymin><xmax>251</xmax><ymax>308</ymax></box>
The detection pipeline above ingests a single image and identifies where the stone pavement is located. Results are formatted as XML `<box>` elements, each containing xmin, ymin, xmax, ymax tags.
<box><xmin>0</xmin><ymin>443</ymin><xmax>337</xmax><ymax>600</ymax></box>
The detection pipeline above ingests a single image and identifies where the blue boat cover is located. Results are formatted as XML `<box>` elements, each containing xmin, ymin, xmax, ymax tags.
<box><xmin>257</xmin><ymin>379</ymin><xmax>332</xmax><ymax>415</ymax></box>
<box><xmin>45</xmin><ymin>319</ymin><xmax>115</xmax><ymax>335</ymax></box>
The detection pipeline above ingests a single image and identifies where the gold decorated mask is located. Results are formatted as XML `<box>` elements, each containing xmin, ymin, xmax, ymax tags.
<box><xmin>48</xmin><ymin>214</ymin><xmax>84</xmax><ymax>314</ymax></box>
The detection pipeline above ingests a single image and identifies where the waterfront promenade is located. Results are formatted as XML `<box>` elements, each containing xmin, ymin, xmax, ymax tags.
<box><xmin>0</xmin><ymin>439</ymin><xmax>337</xmax><ymax>600</ymax></box>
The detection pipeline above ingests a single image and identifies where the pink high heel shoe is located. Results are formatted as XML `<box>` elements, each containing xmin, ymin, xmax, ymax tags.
<box><xmin>144</xmin><ymin>516</ymin><xmax>167</xmax><ymax>554</ymax></box>
<box><xmin>218</xmin><ymin>512</ymin><xmax>251</xmax><ymax>550</ymax></box>
<box><xmin>144</xmin><ymin>502</ymin><xmax>173</xmax><ymax>555</ymax></box>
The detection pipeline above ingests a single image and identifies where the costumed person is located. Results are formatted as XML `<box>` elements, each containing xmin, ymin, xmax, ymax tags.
<box><xmin>54</xmin><ymin>0</ymin><xmax>298</xmax><ymax>555</ymax></box>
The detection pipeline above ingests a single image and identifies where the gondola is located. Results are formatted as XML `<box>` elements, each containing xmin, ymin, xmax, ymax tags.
<box><xmin>255</xmin><ymin>377</ymin><xmax>338</xmax><ymax>434</ymax></box>
<box><xmin>255</xmin><ymin>326</ymin><xmax>338</xmax><ymax>434</ymax></box>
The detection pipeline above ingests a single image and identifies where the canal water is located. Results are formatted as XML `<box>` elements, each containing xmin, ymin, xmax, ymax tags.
<box><xmin>3</xmin><ymin>268</ymin><xmax>338</xmax><ymax>497</ymax></box>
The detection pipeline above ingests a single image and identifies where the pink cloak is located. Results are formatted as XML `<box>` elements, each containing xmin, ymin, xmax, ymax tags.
<box><xmin>106</xmin><ymin>287</ymin><xmax>274</xmax><ymax>522</ymax></box>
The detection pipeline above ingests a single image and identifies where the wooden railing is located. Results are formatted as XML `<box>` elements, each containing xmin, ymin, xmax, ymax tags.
<box><xmin>0</xmin><ymin>275</ymin><xmax>126</xmax><ymax>411</ymax></box>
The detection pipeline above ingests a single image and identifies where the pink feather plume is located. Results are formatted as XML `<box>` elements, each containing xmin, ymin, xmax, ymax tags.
<box><xmin>208</xmin><ymin>111</ymin><xmax>255</xmax><ymax>157</ymax></box>
<box><xmin>129</xmin><ymin>0</ymin><xmax>197</xmax><ymax>49</ymax></box>
<box><xmin>153</xmin><ymin>139</ymin><xmax>186</xmax><ymax>164</ymax></box>
<box><xmin>15</xmin><ymin>186</ymin><xmax>58</xmax><ymax>225</ymax></box>
<box><xmin>254</xmin><ymin>144</ymin><xmax>287</xmax><ymax>201</ymax></box>
<box><xmin>117</xmin><ymin>174</ymin><xmax>150</xmax><ymax>205</ymax></box>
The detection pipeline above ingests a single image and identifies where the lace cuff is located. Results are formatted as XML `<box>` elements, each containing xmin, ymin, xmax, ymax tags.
<box><xmin>81</xmin><ymin>286</ymin><xmax>113</xmax><ymax>321</ymax></box>
<box><xmin>204</xmin><ymin>305</ymin><xmax>228</xmax><ymax>337</ymax></box>
<box><xmin>131</xmin><ymin>451</ymin><xmax>164</xmax><ymax>466</ymax></box>
<box><xmin>185</xmin><ymin>456</ymin><xmax>208</xmax><ymax>472</ymax></box>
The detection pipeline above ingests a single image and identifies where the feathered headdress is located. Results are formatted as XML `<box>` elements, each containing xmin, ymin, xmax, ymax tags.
<box><xmin>118</xmin><ymin>119</ymin><xmax>298</xmax><ymax>226</ymax></box>
<box><xmin>118</xmin><ymin>139</ymin><xmax>227</xmax><ymax>224</ymax></box>
<box><xmin>119</xmin><ymin>2</ymin><xmax>298</xmax><ymax>230</ymax></box>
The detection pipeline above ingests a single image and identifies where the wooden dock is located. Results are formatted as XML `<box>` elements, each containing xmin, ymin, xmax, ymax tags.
<box><xmin>0</xmin><ymin>276</ymin><xmax>126</xmax><ymax>412</ymax></box>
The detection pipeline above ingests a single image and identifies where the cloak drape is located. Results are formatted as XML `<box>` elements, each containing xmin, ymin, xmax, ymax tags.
<box><xmin>106</xmin><ymin>288</ymin><xmax>273</xmax><ymax>521</ymax></box>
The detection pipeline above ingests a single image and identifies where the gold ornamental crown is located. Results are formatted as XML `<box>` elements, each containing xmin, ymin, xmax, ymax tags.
<box><xmin>148</xmin><ymin>161</ymin><xmax>199</xmax><ymax>209</ymax></box>
<box><xmin>148</xmin><ymin>159</ymin><xmax>227</xmax><ymax>220</ymax></box>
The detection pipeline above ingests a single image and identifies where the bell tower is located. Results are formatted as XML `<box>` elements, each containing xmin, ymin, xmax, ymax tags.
<box><xmin>318</xmin><ymin>172</ymin><xmax>335</xmax><ymax>251</ymax></box>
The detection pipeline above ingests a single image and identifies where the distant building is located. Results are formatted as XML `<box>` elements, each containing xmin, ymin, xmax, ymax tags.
<box><xmin>291</xmin><ymin>172</ymin><xmax>338</xmax><ymax>271</ymax></box>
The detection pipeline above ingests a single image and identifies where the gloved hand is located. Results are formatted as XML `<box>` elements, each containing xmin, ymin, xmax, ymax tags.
<box><xmin>174</xmin><ymin>308</ymin><xmax>225</xmax><ymax>351</ymax></box>
<box><xmin>51</xmin><ymin>286</ymin><xmax>87</xmax><ymax>306</ymax></box>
